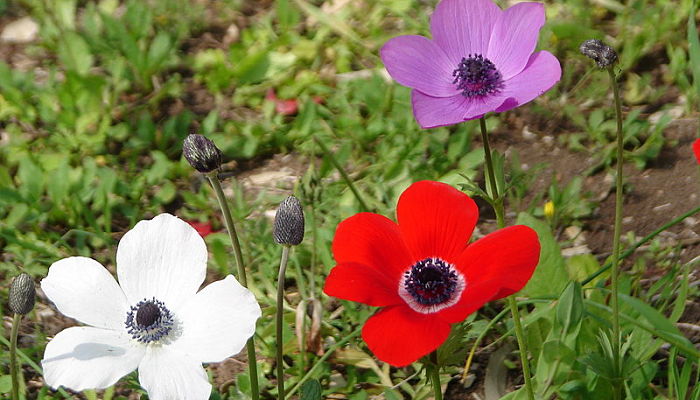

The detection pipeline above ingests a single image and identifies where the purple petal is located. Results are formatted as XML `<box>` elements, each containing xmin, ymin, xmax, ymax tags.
<box><xmin>462</xmin><ymin>93</ymin><xmax>511</xmax><ymax>120</ymax></box>
<box><xmin>487</xmin><ymin>2</ymin><xmax>545</xmax><ymax>80</ymax></box>
<box><xmin>411</xmin><ymin>90</ymin><xmax>470</xmax><ymax>129</ymax></box>
<box><xmin>431</xmin><ymin>0</ymin><xmax>501</xmax><ymax>64</ymax></box>
<box><xmin>381</xmin><ymin>35</ymin><xmax>459</xmax><ymax>98</ymax></box>
<box><xmin>495</xmin><ymin>51</ymin><xmax>561</xmax><ymax>112</ymax></box>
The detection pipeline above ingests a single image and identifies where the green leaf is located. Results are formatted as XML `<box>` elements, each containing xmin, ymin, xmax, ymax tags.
<box><xmin>57</xmin><ymin>32</ymin><xmax>94</xmax><ymax>76</ymax></box>
<box><xmin>516</xmin><ymin>213</ymin><xmax>568</xmax><ymax>297</ymax></box>
<box><xmin>556</xmin><ymin>281</ymin><xmax>584</xmax><ymax>337</ymax></box>
<box><xmin>0</xmin><ymin>375</ymin><xmax>11</xmax><ymax>393</ymax></box>
<box><xmin>300</xmin><ymin>379</ymin><xmax>322</xmax><ymax>400</ymax></box>
<box><xmin>147</xmin><ymin>32</ymin><xmax>172</xmax><ymax>72</ymax></box>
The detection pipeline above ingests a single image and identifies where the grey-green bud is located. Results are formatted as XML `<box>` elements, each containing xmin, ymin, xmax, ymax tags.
<box><xmin>273</xmin><ymin>196</ymin><xmax>305</xmax><ymax>246</ymax></box>
<box><xmin>9</xmin><ymin>273</ymin><xmax>35</xmax><ymax>315</ymax></box>
<box><xmin>183</xmin><ymin>134</ymin><xmax>222</xmax><ymax>173</ymax></box>
<box><xmin>580</xmin><ymin>39</ymin><xmax>617</xmax><ymax>68</ymax></box>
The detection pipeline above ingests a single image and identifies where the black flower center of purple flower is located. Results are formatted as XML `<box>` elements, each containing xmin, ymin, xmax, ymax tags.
<box><xmin>125</xmin><ymin>298</ymin><xmax>175</xmax><ymax>343</ymax></box>
<box><xmin>452</xmin><ymin>54</ymin><xmax>503</xmax><ymax>98</ymax></box>
<box><xmin>403</xmin><ymin>258</ymin><xmax>459</xmax><ymax>306</ymax></box>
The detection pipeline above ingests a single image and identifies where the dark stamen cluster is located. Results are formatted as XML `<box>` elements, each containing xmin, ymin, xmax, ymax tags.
<box><xmin>452</xmin><ymin>54</ymin><xmax>503</xmax><ymax>98</ymax></box>
<box><xmin>125</xmin><ymin>298</ymin><xmax>174</xmax><ymax>343</ymax></box>
<box><xmin>403</xmin><ymin>258</ymin><xmax>459</xmax><ymax>305</ymax></box>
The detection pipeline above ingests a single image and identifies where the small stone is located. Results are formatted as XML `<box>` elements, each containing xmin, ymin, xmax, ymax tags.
<box><xmin>1</xmin><ymin>17</ymin><xmax>39</xmax><ymax>44</ymax></box>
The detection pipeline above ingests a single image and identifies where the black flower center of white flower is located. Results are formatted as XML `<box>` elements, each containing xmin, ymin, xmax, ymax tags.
<box><xmin>398</xmin><ymin>257</ymin><xmax>466</xmax><ymax>314</ymax></box>
<box><xmin>452</xmin><ymin>54</ymin><xmax>503</xmax><ymax>98</ymax></box>
<box><xmin>125</xmin><ymin>298</ymin><xmax>175</xmax><ymax>343</ymax></box>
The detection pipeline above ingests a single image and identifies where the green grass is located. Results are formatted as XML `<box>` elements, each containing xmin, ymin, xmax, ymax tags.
<box><xmin>1</xmin><ymin>0</ymin><xmax>699</xmax><ymax>398</ymax></box>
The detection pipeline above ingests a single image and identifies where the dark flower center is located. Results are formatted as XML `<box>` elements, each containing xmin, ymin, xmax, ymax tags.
<box><xmin>403</xmin><ymin>258</ymin><xmax>459</xmax><ymax>306</ymax></box>
<box><xmin>452</xmin><ymin>54</ymin><xmax>503</xmax><ymax>98</ymax></box>
<box><xmin>125</xmin><ymin>298</ymin><xmax>175</xmax><ymax>343</ymax></box>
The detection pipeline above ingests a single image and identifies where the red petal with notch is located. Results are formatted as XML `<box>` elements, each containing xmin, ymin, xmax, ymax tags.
<box><xmin>324</xmin><ymin>262</ymin><xmax>402</xmax><ymax>307</ymax></box>
<box><xmin>362</xmin><ymin>305</ymin><xmax>451</xmax><ymax>367</ymax></box>
<box><xmin>396</xmin><ymin>181</ymin><xmax>478</xmax><ymax>263</ymax></box>
<box><xmin>332</xmin><ymin>212</ymin><xmax>411</xmax><ymax>282</ymax></box>
<box><xmin>693</xmin><ymin>139</ymin><xmax>700</xmax><ymax>165</ymax></box>
<box><xmin>454</xmin><ymin>225</ymin><xmax>540</xmax><ymax>300</ymax></box>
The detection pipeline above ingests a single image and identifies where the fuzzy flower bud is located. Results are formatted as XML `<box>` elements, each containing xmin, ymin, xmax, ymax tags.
<box><xmin>9</xmin><ymin>273</ymin><xmax>35</xmax><ymax>315</ymax></box>
<box><xmin>579</xmin><ymin>39</ymin><xmax>618</xmax><ymax>68</ymax></box>
<box><xmin>273</xmin><ymin>196</ymin><xmax>305</xmax><ymax>246</ymax></box>
<box><xmin>182</xmin><ymin>134</ymin><xmax>222</xmax><ymax>173</ymax></box>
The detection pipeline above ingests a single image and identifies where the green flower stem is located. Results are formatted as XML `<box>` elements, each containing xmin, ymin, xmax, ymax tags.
<box><xmin>479</xmin><ymin>117</ymin><xmax>534</xmax><ymax>400</ymax></box>
<box><xmin>276</xmin><ymin>245</ymin><xmax>291</xmax><ymax>399</ymax></box>
<box><xmin>205</xmin><ymin>174</ymin><xmax>259</xmax><ymax>400</ymax></box>
<box><xmin>428</xmin><ymin>351</ymin><xmax>443</xmax><ymax>400</ymax></box>
<box><xmin>10</xmin><ymin>313</ymin><xmax>20</xmax><ymax>400</ymax></box>
<box><xmin>313</xmin><ymin>137</ymin><xmax>370</xmax><ymax>212</ymax></box>
<box><xmin>608</xmin><ymin>66</ymin><xmax>624</xmax><ymax>400</ymax></box>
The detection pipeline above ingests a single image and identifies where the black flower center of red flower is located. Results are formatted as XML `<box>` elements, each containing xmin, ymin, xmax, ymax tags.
<box><xmin>452</xmin><ymin>54</ymin><xmax>503</xmax><ymax>98</ymax></box>
<box><xmin>403</xmin><ymin>258</ymin><xmax>459</xmax><ymax>306</ymax></box>
<box><xmin>125</xmin><ymin>298</ymin><xmax>175</xmax><ymax>343</ymax></box>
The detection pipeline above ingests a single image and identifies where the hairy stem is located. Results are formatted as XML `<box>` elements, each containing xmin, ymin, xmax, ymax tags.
<box><xmin>206</xmin><ymin>174</ymin><xmax>259</xmax><ymax>400</ymax></box>
<box><xmin>479</xmin><ymin>117</ymin><xmax>534</xmax><ymax>400</ymax></box>
<box><xmin>276</xmin><ymin>246</ymin><xmax>291</xmax><ymax>399</ymax></box>
<box><xmin>608</xmin><ymin>66</ymin><xmax>624</xmax><ymax>400</ymax></box>
<box><xmin>10</xmin><ymin>313</ymin><xmax>21</xmax><ymax>400</ymax></box>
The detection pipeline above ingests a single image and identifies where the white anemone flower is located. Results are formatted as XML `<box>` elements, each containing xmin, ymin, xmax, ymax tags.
<box><xmin>40</xmin><ymin>214</ymin><xmax>261</xmax><ymax>399</ymax></box>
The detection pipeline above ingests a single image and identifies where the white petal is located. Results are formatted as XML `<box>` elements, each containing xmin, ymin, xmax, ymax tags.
<box><xmin>138</xmin><ymin>346</ymin><xmax>211</xmax><ymax>400</ymax></box>
<box><xmin>42</xmin><ymin>326</ymin><xmax>144</xmax><ymax>391</ymax></box>
<box><xmin>41</xmin><ymin>257</ymin><xmax>128</xmax><ymax>330</ymax></box>
<box><xmin>117</xmin><ymin>214</ymin><xmax>207</xmax><ymax>310</ymax></box>
<box><xmin>171</xmin><ymin>275</ymin><xmax>261</xmax><ymax>363</ymax></box>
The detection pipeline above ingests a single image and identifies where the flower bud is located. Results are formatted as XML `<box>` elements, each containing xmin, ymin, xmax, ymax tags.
<box><xmin>9</xmin><ymin>273</ymin><xmax>35</xmax><ymax>315</ymax></box>
<box><xmin>273</xmin><ymin>196</ymin><xmax>305</xmax><ymax>246</ymax></box>
<box><xmin>579</xmin><ymin>39</ymin><xmax>618</xmax><ymax>68</ymax></box>
<box><xmin>544</xmin><ymin>201</ymin><xmax>555</xmax><ymax>219</ymax></box>
<box><xmin>182</xmin><ymin>134</ymin><xmax>222</xmax><ymax>173</ymax></box>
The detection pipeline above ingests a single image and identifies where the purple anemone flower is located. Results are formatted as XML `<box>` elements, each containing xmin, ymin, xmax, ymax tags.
<box><xmin>381</xmin><ymin>0</ymin><xmax>562</xmax><ymax>129</ymax></box>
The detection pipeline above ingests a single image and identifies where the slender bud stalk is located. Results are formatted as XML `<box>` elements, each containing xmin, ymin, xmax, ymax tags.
<box><xmin>607</xmin><ymin>65</ymin><xmax>624</xmax><ymax>400</ymax></box>
<box><xmin>581</xmin><ymin>38</ymin><xmax>623</xmax><ymax>399</ymax></box>
<box><xmin>273</xmin><ymin>196</ymin><xmax>305</xmax><ymax>399</ymax></box>
<box><xmin>183</xmin><ymin>135</ymin><xmax>259</xmax><ymax>400</ymax></box>
<box><xmin>9</xmin><ymin>273</ymin><xmax>35</xmax><ymax>400</ymax></box>
<box><xmin>206</xmin><ymin>174</ymin><xmax>259</xmax><ymax>399</ymax></box>
<box><xmin>276</xmin><ymin>246</ymin><xmax>291</xmax><ymax>398</ymax></box>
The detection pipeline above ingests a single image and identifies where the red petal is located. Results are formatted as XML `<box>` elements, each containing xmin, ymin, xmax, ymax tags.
<box><xmin>397</xmin><ymin>181</ymin><xmax>478</xmax><ymax>262</ymax></box>
<box><xmin>324</xmin><ymin>262</ymin><xmax>402</xmax><ymax>307</ymax></box>
<box><xmin>186</xmin><ymin>221</ymin><xmax>213</xmax><ymax>238</ymax></box>
<box><xmin>693</xmin><ymin>139</ymin><xmax>700</xmax><ymax>165</ymax></box>
<box><xmin>276</xmin><ymin>99</ymin><xmax>298</xmax><ymax>115</ymax></box>
<box><xmin>435</xmin><ymin>279</ymin><xmax>502</xmax><ymax>323</ymax></box>
<box><xmin>332</xmin><ymin>212</ymin><xmax>411</xmax><ymax>282</ymax></box>
<box><xmin>362</xmin><ymin>305</ymin><xmax>451</xmax><ymax>367</ymax></box>
<box><xmin>454</xmin><ymin>225</ymin><xmax>540</xmax><ymax>300</ymax></box>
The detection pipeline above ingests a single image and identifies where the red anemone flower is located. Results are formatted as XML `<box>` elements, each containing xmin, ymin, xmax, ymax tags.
<box><xmin>323</xmin><ymin>181</ymin><xmax>540</xmax><ymax>366</ymax></box>
<box><xmin>693</xmin><ymin>138</ymin><xmax>700</xmax><ymax>165</ymax></box>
